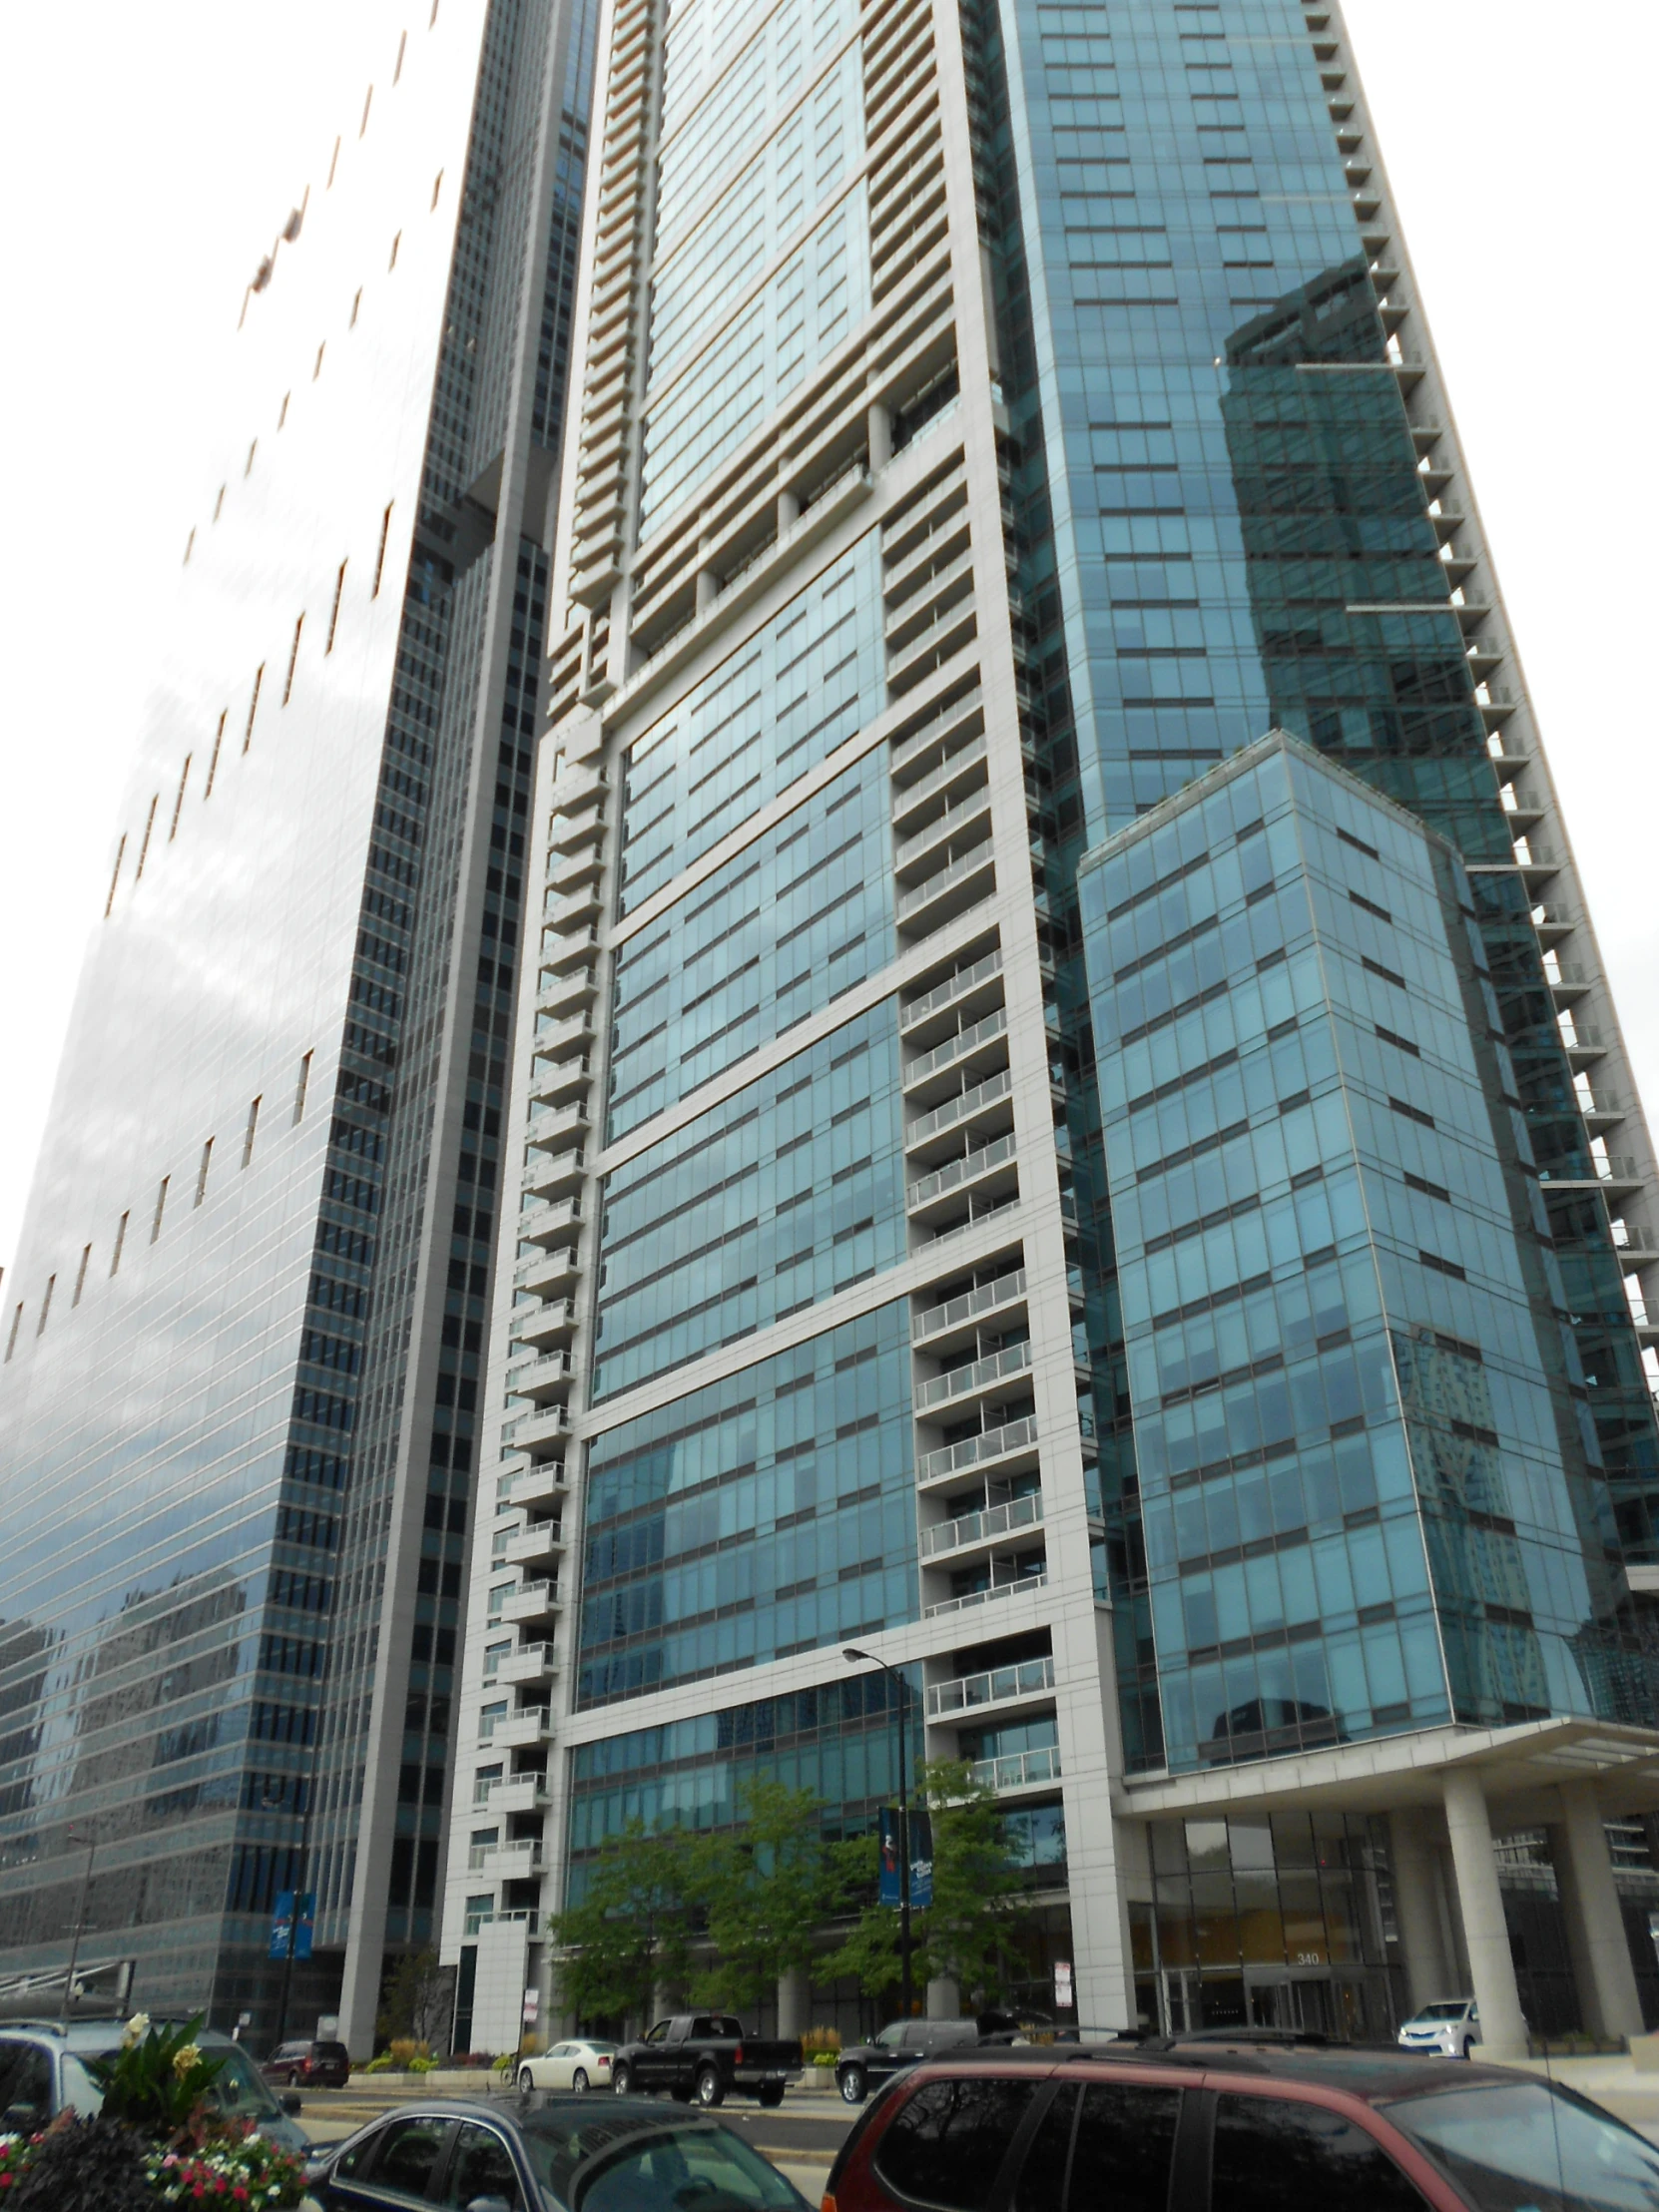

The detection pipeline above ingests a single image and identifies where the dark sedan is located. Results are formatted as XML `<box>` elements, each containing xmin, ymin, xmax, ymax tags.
<box><xmin>306</xmin><ymin>2092</ymin><xmax>812</xmax><ymax>2210</ymax></box>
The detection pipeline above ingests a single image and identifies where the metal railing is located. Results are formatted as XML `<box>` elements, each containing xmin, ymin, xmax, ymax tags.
<box><xmin>915</xmin><ymin>1340</ymin><xmax>1032</xmax><ymax>1411</ymax></box>
<box><xmin>927</xmin><ymin>1655</ymin><xmax>1057</xmax><ymax>1719</ymax></box>
<box><xmin>908</xmin><ymin>1132</ymin><xmax>1016</xmax><ymax>1211</ymax></box>
<box><xmin>919</xmin><ymin>1491</ymin><xmax>1043</xmax><ymax>1558</ymax></box>
<box><xmin>912</xmin><ymin>1269</ymin><xmax>1028</xmax><ymax>1344</ymax></box>
<box><xmin>904</xmin><ymin>1009</ymin><xmax>1008</xmax><ymax>1089</ymax></box>
<box><xmin>924</xmin><ymin>1570</ymin><xmax>1048</xmax><ymax>1621</ymax></box>
<box><xmin>918</xmin><ymin>1417</ymin><xmax>1040</xmax><ymax>1485</ymax></box>
<box><xmin>969</xmin><ymin>1745</ymin><xmax>1061</xmax><ymax>1792</ymax></box>
<box><xmin>906</xmin><ymin>1068</ymin><xmax>1012</xmax><ymax>1147</ymax></box>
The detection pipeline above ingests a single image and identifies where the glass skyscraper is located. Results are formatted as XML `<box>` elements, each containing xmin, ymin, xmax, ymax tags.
<box><xmin>445</xmin><ymin>0</ymin><xmax>1659</xmax><ymax>2057</ymax></box>
<box><xmin>0</xmin><ymin>0</ymin><xmax>595</xmax><ymax>2047</ymax></box>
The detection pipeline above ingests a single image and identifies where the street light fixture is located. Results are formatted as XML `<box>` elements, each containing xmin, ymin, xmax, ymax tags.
<box><xmin>843</xmin><ymin>1646</ymin><xmax>914</xmax><ymax>2025</ymax></box>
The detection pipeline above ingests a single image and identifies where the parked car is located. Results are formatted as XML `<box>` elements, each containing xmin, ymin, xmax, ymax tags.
<box><xmin>0</xmin><ymin>2017</ymin><xmax>308</xmax><ymax>2151</ymax></box>
<box><xmin>516</xmin><ymin>2037</ymin><xmax>617</xmax><ymax>2094</ymax></box>
<box><xmin>609</xmin><ymin>2013</ymin><xmax>802</xmax><ymax>2108</ymax></box>
<box><xmin>305</xmin><ymin>2093</ymin><xmax>810</xmax><ymax>2210</ymax></box>
<box><xmin>822</xmin><ymin>2041</ymin><xmax>1659</xmax><ymax>2211</ymax></box>
<box><xmin>1397</xmin><ymin>1999</ymin><xmax>1482</xmax><ymax>2060</ymax></box>
<box><xmin>264</xmin><ymin>2037</ymin><xmax>351</xmax><ymax>2089</ymax></box>
<box><xmin>836</xmin><ymin>2018</ymin><xmax>980</xmax><ymax>2104</ymax></box>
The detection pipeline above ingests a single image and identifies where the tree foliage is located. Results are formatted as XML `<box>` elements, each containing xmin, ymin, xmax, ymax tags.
<box><xmin>822</xmin><ymin>1759</ymin><xmax>1031</xmax><ymax>2006</ymax></box>
<box><xmin>689</xmin><ymin>1780</ymin><xmax>854</xmax><ymax>2012</ymax></box>
<box><xmin>547</xmin><ymin>1819</ymin><xmax>697</xmax><ymax>2030</ymax></box>
<box><xmin>377</xmin><ymin>1948</ymin><xmax>451</xmax><ymax>2047</ymax></box>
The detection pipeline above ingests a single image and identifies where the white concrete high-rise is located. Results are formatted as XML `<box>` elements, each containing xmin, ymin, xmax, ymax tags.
<box><xmin>449</xmin><ymin>0</ymin><xmax>1659</xmax><ymax>2050</ymax></box>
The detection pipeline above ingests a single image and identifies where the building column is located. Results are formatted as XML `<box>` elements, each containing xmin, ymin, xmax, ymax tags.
<box><xmin>925</xmin><ymin>1975</ymin><xmax>960</xmax><ymax>2020</ymax></box>
<box><xmin>867</xmin><ymin>400</ymin><xmax>892</xmax><ymax>472</ymax></box>
<box><xmin>1389</xmin><ymin>1808</ymin><xmax>1452</xmax><ymax>2013</ymax></box>
<box><xmin>1441</xmin><ymin>1768</ymin><xmax>1528</xmax><ymax>2059</ymax></box>
<box><xmin>1554</xmin><ymin>1782</ymin><xmax>1644</xmax><ymax>2043</ymax></box>
<box><xmin>777</xmin><ymin>1966</ymin><xmax>812</xmax><ymax>2040</ymax></box>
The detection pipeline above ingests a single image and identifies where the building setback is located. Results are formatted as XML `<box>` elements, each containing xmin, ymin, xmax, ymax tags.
<box><xmin>0</xmin><ymin>0</ymin><xmax>595</xmax><ymax>2049</ymax></box>
<box><xmin>444</xmin><ymin>0</ymin><xmax>1659</xmax><ymax>2054</ymax></box>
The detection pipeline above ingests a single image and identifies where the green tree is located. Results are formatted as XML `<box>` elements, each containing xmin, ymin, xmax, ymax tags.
<box><xmin>377</xmin><ymin>1948</ymin><xmax>450</xmax><ymax>2046</ymax></box>
<box><xmin>547</xmin><ymin>1820</ymin><xmax>696</xmax><ymax>2031</ymax></box>
<box><xmin>690</xmin><ymin>1779</ymin><xmax>851</xmax><ymax>2012</ymax></box>
<box><xmin>822</xmin><ymin>1758</ymin><xmax>1031</xmax><ymax>2007</ymax></box>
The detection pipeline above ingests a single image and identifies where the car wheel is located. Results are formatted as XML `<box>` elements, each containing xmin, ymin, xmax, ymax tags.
<box><xmin>839</xmin><ymin>2065</ymin><xmax>866</xmax><ymax>2104</ymax></box>
<box><xmin>758</xmin><ymin>2083</ymin><xmax>786</xmax><ymax>2108</ymax></box>
<box><xmin>696</xmin><ymin>2065</ymin><xmax>725</xmax><ymax>2109</ymax></box>
<box><xmin>612</xmin><ymin>2062</ymin><xmax>633</xmax><ymax>2095</ymax></box>
<box><xmin>519</xmin><ymin>2066</ymin><xmax>537</xmax><ymax>2094</ymax></box>
<box><xmin>1462</xmin><ymin>2037</ymin><xmax>1473</xmax><ymax>2060</ymax></box>
<box><xmin>572</xmin><ymin>2068</ymin><xmax>590</xmax><ymax>2093</ymax></box>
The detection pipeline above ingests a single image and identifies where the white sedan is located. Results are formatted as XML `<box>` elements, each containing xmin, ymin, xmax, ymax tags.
<box><xmin>518</xmin><ymin>2038</ymin><xmax>618</xmax><ymax>2094</ymax></box>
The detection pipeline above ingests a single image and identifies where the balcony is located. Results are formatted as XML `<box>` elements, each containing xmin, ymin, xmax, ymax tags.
<box><xmin>907</xmin><ymin>1132</ymin><xmax>1017</xmax><ymax>1221</ymax></box>
<box><xmin>473</xmin><ymin>1838</ymin><xmax>547</xmax><ymax>1879</ymax></box>
<box><xmin>527</xmin><ymin>1101</ymin><xmax>591</xmax><ymax>1154</ymax></box>
<box><xmin>904</xmin><ymin>1009</ymin><xmax>1008</xmax><ymax>1102</ymax></box>
<box><xmin>926</xmin><ymin>1653</ymin><xmax>1056</xmax><ymax>1721</ymax></box>
<box><xmin>535</xmin><ymin>1009</ymin><xmax>597</xmax><ymax>1057</ymax></box>
<box><xmin>544</xmin><ymin>925</ymin><xmax>601</xmax><ymax>974</ymax></box>
<box><xmin>890</xmin><ymin>735</ymin><xmax>990</xmax><ymax>837</ymax></box>
<box><xmin>537</xmin><ymin>964</ymin><xmax>597</xmax><ymax>1019</ymax></box>
<box><xmin>506</xmin><ymin>1349</ymin><xmax>574</xmax><ymax>1402</ymax></box>
<box><xmin>516</xmin><ymin>1246</ymin><xmax>581</xmax><ymax>1299</ymax></box>
<box><xmin>1541</xmin><ymin>1156</ymin><xmax>1644</xmax><ymax>1196</ymax></box>
<box><xmin>919</xmin><ymin>1491</ymin><xmax>1044</xmax><ymax>1560</ymax></box>
<box><xmin>915</xmin><ymin>1339</ymin><xmax>1033</xmax><ymax>1414</ymax></box>
<box><xmin>901</xmin><ymin>948</ymin><xmax>1005</xmax><ymax>1040</ymax></box>
<box><xmin>906</xmin><ymin>1068</ymin><xmax>1013</xmax><ymax>1159</ymax></box>
<box><xmin>486</xmin><ymin>1642</ymin><xmax>557</xmax><ymax>1691</ymax></box>
<box><xmin>918</xmin><ymin>1416</ymin><xmax>1041</xmax><ymax>1492</ymax></box>
<box><xmin>518</xmin><ymin>1196</ymin><xmax>583</xmax><ymax>1248</ymax></box>
<box><xmin>969</xmin><ymin>1744</ymin><xmax>1062</xmax><ymax>1794</ymax></box>
<box><xmin>913</xmin><ymin>1268</ymin><xmax>1028</xmax><ymax>1350</ymax></box>
<box><xmin>894</xmin><ymin>790</ymin><xmax>993</xmax><ymax>885</ymax></box>
<box><xmin>546</xmin><ymin>881</ymin><xmax>604</xmax><ymax>931</ymax></box>
<box><xmin>521</xmin><ymin>1148</ymin><xmax>586</xmax><ymax>1205</ymax></box>
<box><xmin>506</xmin><ymin>1402</ymin><xmax>573</xmax><ymax>1452</ymax></box>
<box><xmin>499</xmin><ymin>1579</ymin><xmax>560</xmax><ymax>1628</ymax></box>
<box><xmin>528</xmin><ymin>1055</ymin><xmax>591</xmax><ymax>1109</ymax></box>
<box><xmin>896</xmin><ymin>844</ymin><xmax>996</xmax><ymax>934</ymax></box>
<box><xmin>480</xmin><ymin>1705</ymin><xmax>551</xmax><ymax>1750</ymax></box>
<box><xmin>477</xmin><ymin>1770</ymin><xmax>551</xmax><ymax>1815</ymax></box>
<box><xmin>1614</xmin><ymin>1230</ymin><xmax>1659</xmax><ymax>1266</ymax></box>
<box><xmin>498</xmin><ymin>1459</ymin><xmax>568</xmax><ymax>1510</ymax></box>
<box><xmin>513</xmin><ymin>1299</ymin><xmax>577</xmax><ymax>1349</ymax></box>
<box><xmin>1559</xmin><ymin>1025</ymin><xmax>1607</xmax><ymax>1065</ymax></box>
<box><xmin>504</xmin><ymin>1519</ymin><xmax>565</xmax><ymax>1571</ymax></box>
<box><xmin>923</xmin><ymin>1568</ymin><xmax>1048</xmax><ymax>1622</ymax></box>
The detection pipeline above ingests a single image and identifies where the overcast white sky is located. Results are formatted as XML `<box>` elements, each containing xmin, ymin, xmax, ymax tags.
<box><xmin>1</xmin><ymin>3</ymin><xmax>1655</xmax><ymax>1283</ymax></box>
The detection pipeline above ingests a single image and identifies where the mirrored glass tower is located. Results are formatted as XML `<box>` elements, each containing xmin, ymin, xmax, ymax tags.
<box><xmin>0</xmin><ymin>0</ymin><xmax>595</xmax><ymax>2048</ymax></box>
<box><xmin>448</xmin><ymin>0</ymin><xmax>1659</xmax><ymax>2056</ymax></box>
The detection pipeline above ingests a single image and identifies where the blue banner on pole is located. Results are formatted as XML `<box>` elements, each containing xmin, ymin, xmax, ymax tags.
<box><xmin>877</xmin><ymin>1811</ymin><xmax>933</xmax><ymax>1911</ymax></box>
<box><xmin>270</xmin><ymin>1891</ymin><xmax>315</xmax><ymax>1960</ymax></box>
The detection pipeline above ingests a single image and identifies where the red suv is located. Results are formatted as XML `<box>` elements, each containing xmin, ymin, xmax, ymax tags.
<box><xmin>821</xmin><ymin>2039</ymin><xmax>1659</xmax><ymax>2212</ymax></box>
<box><xmin>262</xmin><ymin>2038</ymin><xmax>351</xmax><ymax>2089</ymax></box>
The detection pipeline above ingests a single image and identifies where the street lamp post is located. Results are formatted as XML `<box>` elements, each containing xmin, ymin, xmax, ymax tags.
<box><xmin>63</xmin><ymin>1829</ymin><xmax>96</xmax><ymax>2017</ymax></box>
<box><xmin>844</xmin><ymin>1646</ymin><xmax>913</xmax><ymax>2025</ymax></box>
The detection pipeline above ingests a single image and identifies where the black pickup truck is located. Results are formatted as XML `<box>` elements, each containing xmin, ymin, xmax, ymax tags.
<box><xmin>609</xmin><ymin>2013</ymin><xmax>802</xmax><ymax>2108</ymax></box>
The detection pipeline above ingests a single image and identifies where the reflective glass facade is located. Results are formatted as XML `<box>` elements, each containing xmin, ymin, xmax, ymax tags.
<box><xmin>0</xmin><ymin>0</ymin><xmax>596</xmax><ymax>2048</ymax></box>
<box><xmin>975</xmin><ymin>0</ymin><xmax>1659</xmax><ymax>1771</ymax></box>
<box><xmin>1081</xmin><ymin>734</ymin><xmax>1628</xmax><ymax>1774</ymax></box>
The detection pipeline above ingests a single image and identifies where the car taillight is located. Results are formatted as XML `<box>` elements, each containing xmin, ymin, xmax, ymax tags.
<box><xmin>734</xmin><ymin>2044</ymin><xmax>745</xmax><ymax>2064</ymax></box>
<box><xmin>821</xmin><ymin>2196</ymin><xmax>837</xmax><ymax>2212</ymax></box>
<box><xmin>597</xmin><ymin>2055</ymin><xmax>611</xmax><ymax>2067</ymax></box>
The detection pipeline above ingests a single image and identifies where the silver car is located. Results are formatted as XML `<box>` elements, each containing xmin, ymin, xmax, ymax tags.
<box><xmin>1397</xmin><ymin>1997</ymin><xmax>1481</xmax><ymax>2058</ymax></box>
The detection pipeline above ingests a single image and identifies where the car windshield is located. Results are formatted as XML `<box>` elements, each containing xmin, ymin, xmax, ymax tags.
<box><xmin>1384</xmin><ymin>2080</ymin><xmax>1659</xmax><ymax>2212</ymax></box>
<box><xmin>1410</xmin><ymin>2003</ymin><xmax>1471</xmax><ymax>2022</ymax></box>
<box><xmin>62</xmin><ymin>2040</ymin><xmax>283</xmax><ymax>2126</ymax></box>
<box><xmin>522</xmin><ymin>2115</ymin><xmax>807</xmax><ymax>2211</ymax></box>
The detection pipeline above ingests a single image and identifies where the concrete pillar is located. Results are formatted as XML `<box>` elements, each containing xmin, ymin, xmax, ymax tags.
<box><xmin>777</xmin><ymin>1966</ymin><xmax>812</xmax><ymax>2040</ymax></box>
<box><xmin>696</xmin><ymin>568</ymin><xmax>718</xmax><ymax>613</ymax></box>
<box><xmin>1390</xmin><ymin>1808</ymin><xmax>1452</xmax><ymax>2013</ymax></box>
<box><xmin>1442</xmin><ymin>1768</ymin><xmax>1528</xmax><ymax>2059</ymax></box>
<box><xmin>867</xmin><ymin>400</ymin><xmax>892</xmax><ymax>472</ymax></box>
<box><xmin>777</xmin><ymin>487</ymin><xmax>801</xmax><ymax>533</ymax></box>
<box><xmin>925</xmin><ymin>1975</ymin><xmax>960</xmax><ymax>2020</ymax></box>
<box><xmin>1554</xmin><ymin>1782</ymin><xmax>1644</xmax><ymax>2043</ymax></box>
